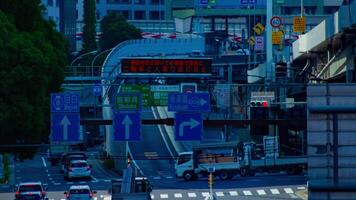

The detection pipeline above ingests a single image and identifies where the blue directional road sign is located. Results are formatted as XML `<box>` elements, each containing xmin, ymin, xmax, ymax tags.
<box><xmin>175</xmin><ymin>113</ymin><xmax>203</xmax><ymax>141</ymax></box>
<box><xmin>51</xmin><ymin>113</ymin><xmax>80</xmax><ymax>142</ymax></box>
<box><xmin>92</xmin><ymin>84</ymin><xmax>102</xmax><ymax>96</ymax></box>
<box><xmin>168</xmin><ymin>93</ymin><xmax>210</xmax><ymax>112</ymax></box>
<box><xmin>114</xmin><ymin>112</ymin><xmax>141</xmax><ymax>141</ymax></box>
<box><xmin>51</xmin><ymin>93</ymin><xmax>80</xmax><ymax>113</ymax></box>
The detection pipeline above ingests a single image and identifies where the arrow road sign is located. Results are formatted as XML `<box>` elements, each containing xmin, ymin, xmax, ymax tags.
<box><xmin>168</xmin><ymin>93</ymin><xmax>210</xmax><ymax>112</ymax></box>
<box><xmin>114</xmin><ymin>112</ymin><xmax>141</xmax><ymax>141</ymax></box>
<box><xmin>51</xmin><ymin>113</ymin><xmax>80</xmax><ymax>142</ymax></box>
<box><xmin>175</xmin><ymin>113</ymin><xmax>203</xmax><ymax>141</ymax></box>
<box><xmin>51</xmin><ymin>93</ymin><xmax>80</xmax><ymax>113</ymax></box>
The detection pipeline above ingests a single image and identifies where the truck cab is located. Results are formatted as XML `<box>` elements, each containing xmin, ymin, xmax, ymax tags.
<box><xmin>175</xmin><ymin>152</ymin><xmax>194</xmax><ymax>181</ymax></box>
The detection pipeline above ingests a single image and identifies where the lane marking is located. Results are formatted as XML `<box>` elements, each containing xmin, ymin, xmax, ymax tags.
<box><xmin>54</xmin><ymin>183</ymin><xmax>61</xmax><ymax>185</ymax></box>
<box><xmin>150</xmin><ymin>194</ymin><xmax>154</xmax><ymax>199</ymax></box>
<box><xmin>257</xmin><ymin>189</ymin><xmax>266</xmax><ymax>195</ymax></box>
<box><xmin>243</xmin><ymin>190</ymin><xmax>252</xmax><ymax>196</ymax></box>
<box><xmin>153</xmin><ymin>176</ymin><xmax>161</xmax><ymax>180</ymax></box>
<box><xmin>289</xmin><ymin>193</ymin><xmax>299</xmax><ymax>199</ymax></box>
<box><xmin>297</xmin><ymin>186</ymin><xmax>306</xmax><ymax>190</ymax></box>
<box><xmin>160</xmin><ymin>194</ymin><xmax>168</xmax><ymax>199</ymax></box>
<box><xmin>79</xmin><ymin>181</ymin><xmax>86</xmax><ymax>184</ymax></box>
<box><xmin>152</xmin><ymin>107</ymin><xmax>175</xmax><ymax>161</ymax></box>
<box><xmin>270</xmin><ymin>189</ymin><xmax>280</xmax><ymax>194</ymax></box>
<box><xmin>67</xmin><ymin>182</ymin><xmax>74</xmax><ymax>184</ymax></box>
<box><xmin>165</xmin><ymin>176</ymin><xmax>174</xmax><ymax>179</ymax></box>
<box><xmin>188</xmin><ymin>192</ymin><xmax>197</xmax><ymax>197</ymax></box>
<box><xmin>174</xmin><ymin>193</ymin><xmax>182</xmax><ymax>198</ymax></box>
<box><xmin>91</xmin><ymin>176</ymin><xmax>98</xmax><ymax>182</ymax></box>
<box><xmin>93</xmin><ymin>197</ymin><xmax>97</xmax><ymax>200</ymax></box>
<box><xmin>284</xmin><ymin>188</ymin><xmax>294</xmax><ymax>194</ymax></box>
<box><xmin>41</xmin><ymin>157</ymin><xmax>47</xmax><ymax>168</ymax></box>
<box><xmin>229</xmin><ymin>191</ymin><xmax>238</xmax><ymax>196</ymax></box>
<box><xmin>104</xmin><ymin>180</ymin><xmax>111</xmax><ymax>182</ymax></box>
<box><xmin>100</xmin><ymin>195</ymin><xmax>104</xmax><ymax>198</ymax></box>
<box><xmin>216</xmin><ymin>192</ymin><xmax>224</xmax><ymax>197</ymax></box>
<box><xmin>202</xmin><ymin>192</ymin><xmax>210</xmax><ymax>197</ymax></box>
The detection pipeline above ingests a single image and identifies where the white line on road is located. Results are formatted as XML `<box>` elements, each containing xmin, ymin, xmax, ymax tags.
<box><xmin>165</xmin><ymin>176</ymin><xmax>174</xmax><ymax>179</ymax></box>
<box><xmin>153</xmin><ymin>176</ymin><xmax>161</xmax><ymax>180</ymax></box>
<box><xmin>243</xmin><ymin>190</ymin><xmax>252</xmax><ymax>196</ymax></box>
<box><xmin>54</xmin><ymin>183</ymin><xmax>61</xmax><ymax>185</ymax></box>
<box><xmin>67</xmin><ymin>182</ymin><xmax>74</xmax><ymax>184</ymax></box>
<box><xmin>103</xmin><ymin>180</ymin><xmax>111</xmax><ymax>182</ymax></box>
<box><xmin>284</xmin><ymin>188</ymin><xmax>294</xmax><ymax>194</ymax></box>
<box><xmin>257</xmin><ymin>190</ymin><xmax>266</xmax><ymax>195</ymax></box>
<box><xmin>289</xmin><ymin>193</ymin><xmax>299</xmax><ymax>199</ymax></box>
<box><xmin>215</xmin><ymin>192</ymin><xmax>224</xmax><ymax>197</ymax></box>
<box><xmin>41</xmin><ymin>157</ymin><xmax>47</xmax><ymax>168</ymax></box>
<box><xmin>150</xmin><ymin>194</ymin><xmax>154</xmax><ymax>199</ymax></box>
<box><xmin>297</xmin><ymin>186</ymin><xmax>306</xmax><ymax>190</ymax></box>
<box><xmin>174</xmin><ymin>193</ymin><xmax>183</xmax><ymax>198</ymax></box>
<box><xmin>270</xmin><ymin>189</ymin><xmax>280</xmax><ymax>194</ymax></box>
<box><xmin>160</xmin><ymin>194</ymin><xmax>168</xmax><ymax>199</ymax></box>
<box><xmin>91</xmin><ymin>176</ymin><xmax>98</xmax><ymax>182</ymax></box>
<box><xmin>229</xmin><ymin>191</ymin><xmax>238</xmax><ymax>196</ymax></box>
<box><xmin>188</xmin><ymin>192</ymin><xmax>197</xmax><ymax>197</ymax></box>
<box><xmin>202</xmin><ymin>192</ymin><xmax>210</xmax><ymax>197</ymax></box>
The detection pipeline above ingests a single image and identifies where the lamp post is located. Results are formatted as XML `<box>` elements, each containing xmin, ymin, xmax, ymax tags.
<box><xmin>91</xmin><ymin>48</ymin><xmax>113</xmax><ymax>76</ymax></box>
<box><xmin>70</xmin><ymin>50</ymin><xmax>98</xmax><ymax>67</ymax></box>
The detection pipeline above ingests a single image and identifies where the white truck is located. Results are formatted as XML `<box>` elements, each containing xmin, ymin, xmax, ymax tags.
<box><xmin>175</xmin><ymin>141</ymin><xmax>307</xmax><ymax>181</ymax></box>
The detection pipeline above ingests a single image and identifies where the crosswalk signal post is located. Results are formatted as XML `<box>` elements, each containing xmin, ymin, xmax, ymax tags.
<box><xmin>208</xmin><ymin>167</ymin><xmax>215</xmax><ymax>200</ymax></box>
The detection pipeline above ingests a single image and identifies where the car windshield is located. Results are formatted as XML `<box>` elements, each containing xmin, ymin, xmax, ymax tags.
<box><xmin>70</xmin><ymin>189</ymin><xmax>90</xmax><ymax>194</ymax></box>
<box><xmin>71</xmin><ymin>162</ymin><xmax>87</xmax><ymax>167</ymax></box>
<box><xmin>19</xmin><ymin>185</ymin><xmax>42</xmax><ymax>192</ymax></box>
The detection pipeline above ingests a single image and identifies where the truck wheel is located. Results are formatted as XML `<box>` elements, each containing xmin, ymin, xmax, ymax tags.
<box><xmin>218</xmin><ymin>170</ymin><xmax>230</xmax><ymax>180</ymax></box>
<box><xmin>183</xmin><ymin>171</ymin><xmax>196</xmax><ymax>181</ymax></box>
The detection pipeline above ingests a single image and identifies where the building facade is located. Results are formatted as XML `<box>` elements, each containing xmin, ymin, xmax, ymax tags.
<box><xmin>41</xmin><ymin>0</ymin><xmax>60</xmax><ymax>30</ymax></box>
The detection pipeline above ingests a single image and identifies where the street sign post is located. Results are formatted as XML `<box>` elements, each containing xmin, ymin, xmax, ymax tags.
<box><xmin>92</xmin><ymin>84</ymin><xmax>102</xmax><ymax>96</ymax></box>
<box><xmin>113</xmin><ymin>112</ymin><xmax>141</xmax><ymax>141</ymax></box>
<box><xmin>270</xmin><ymin>16</ymin><xmax>282</xmax><ymax>28</ymax></box>
<box><xmin>168</xmin><ymin>93</ymin><xmax>210</xmax><ymax>112</ymax></box>
<box><xmin>175</xmin><ymin>113</ymin><xmax>202</xmax><ymax>141</ymax></box>
<box><xmin>51</xmin><ymin>113</ymin><xmax>81</xmax><ymax>142</ymax></box>
<box><xmin>51</xmin><ymin>93</ymin><xmax>80</xmax><ymax>113</ymax></box>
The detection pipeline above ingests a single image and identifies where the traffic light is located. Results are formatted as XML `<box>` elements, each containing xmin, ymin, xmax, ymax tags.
<box><xmin>208</xmin><ymin>173</ymin><xmax>214</xmax><ymax>186</ymax></box>
<box><xmin>250</xmin><ymin>100</ymin><xmax>269</xmax><ymax>107</ymax></box>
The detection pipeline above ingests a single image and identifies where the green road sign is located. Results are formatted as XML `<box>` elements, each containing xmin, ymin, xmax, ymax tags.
<box><xmin>116</xmin><ymin>93</ymin><xmax>141</xmax><ymax>111</ymax></box>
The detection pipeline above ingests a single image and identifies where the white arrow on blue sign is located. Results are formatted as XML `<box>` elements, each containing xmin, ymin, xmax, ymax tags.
<box><xmin>168</xmin><ymin>93</ymin><xmax>210</xmax><ymax>112</ymax></box>
<box><xmin>114</xmin><ymin>112</ymin><xmax>141</xmax><ymax>141</ymax></box>
<box><xmin>51</xmin><ymin>113</ymin><xmax>80</xmax><ymax>142</ymax></box>
<box><xmin>175</xmin><ymin>113</ymin><xmax>203</xmax><ymax>141</ymax></box>
<box><xmin>92</xmin><ymin>84</ymin><xmax>102</xmax><ymax>96</ymax></box>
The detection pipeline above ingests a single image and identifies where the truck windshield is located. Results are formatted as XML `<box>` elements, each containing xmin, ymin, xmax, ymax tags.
<box><xmin>178</xmin><ymin>154</ymin><xmax>191</xmax><ymax>165</ymax></box>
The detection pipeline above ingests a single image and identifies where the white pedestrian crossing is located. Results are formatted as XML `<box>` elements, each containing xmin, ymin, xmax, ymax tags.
<box><xmin>243</xmin><ymin>190</ymin><xmax>253</xmax><ymax>196</ymax></box>
<box><xmin>229</xmin><ymin>191</ymin><xmax>238</xmax><ymax>196</ymax></box>
<box><xmin>271</xmin><ymin>188</ymin><xmax>280</xmax><ymax>194</ymax></box>
<box><xmin>150</xmin><ymin>194</ymin><xmax>155</xmax><ymax>199</ymax></box>
<box><xmin>215</xmin><ymin>192</ymin><xmax>224</xmax><ymax>197</ymax></box>
<box><xmin>257</xmin><ymin>189</ymin><xmax>266</xmax><ymax>195</ymax></box>
<box><xmin>297</xmin><ymin>186</ymin><xmax>306</xmax><ymax>190</ymax></box>
<box><xmin>188</xmin><ymin>192</ymin><xmax>197</xmax><ymax>197</ymax></box>
<box><xmin>284</xmin><ymin>188</ymin><xmax>294</xmax><ymax>194</ymax></box>
<box><xmin>160</xmin><ymin>194</ymin><xmax>168</xmax><ymax>199</ymax></box>
<box><xmin>202</xmin><ymin>192</ymin><xmax>210</xmax><ymax>197</ymax></box>
<box><xmin>174</xmin><ymin>193</ymin><xmax>183</xmax><ymax>198</ymax></box>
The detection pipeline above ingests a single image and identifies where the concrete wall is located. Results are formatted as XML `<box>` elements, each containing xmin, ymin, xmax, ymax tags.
<box><xmin>307</xmin><ymin>84</ymin><xmax>356</xmax><ymax>199</ymax></box>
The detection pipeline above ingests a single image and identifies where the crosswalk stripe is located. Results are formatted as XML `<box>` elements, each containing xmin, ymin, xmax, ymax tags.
<box><xmin>284</xmin><ymin>188</ymin><xmax>294</xmax><ymax>194</ymax></box>
<box><xmin>153</xmin><ymin>176</ymin><xmax>161</xmax><ymax>179</ymax></box>
<box><xmin>188</xmin><ymin>192</ymin><xmax>197</xmax><ymax>197</ymax></box>
<box><xmin>243</xmin><ymin>190</ymin><xmax>252</xmax><ymax>196</ymax></box>
<box><xmin>257</xmin><ymin>189</ymin><xmax>266</xmax><ymax>195</ymax></box>
<box><xmin>174</xmin><ymin>193</ymin><xmax>183</xmax><ymax>198</ymax></box>
<box><xmin>229</xmin><ymin>191</ymin><xmax>238</xmax><ymax>196</ymax></box>
<box><xmin>150</xmin><ymin>194</ymin><xmax>154</xmax><ymax>199</ymax></box>
<box><xmin>216</xmin><ymin>192</ymin><xmax>224</xmax><ymax>197</ymax></box>
<box><xmin>271</xmin><ymin>189</ymin><xmax>280</xmax><ymax>194</ymax></box>
<box><xmin>297</xmin><ymin>186</ymin><xmax>306</xmax><ymax>190</ymax></box>
<box><xmin>93</xmin><ymin>198</ymin><xmax>97</xmax><ymax>200</ymax></box>
<box><xmin>160</xmin><ymin>194</ymin><xmax>168</xmax><ymax>198</ymax></box>
<box><xmin>202</xmin><ymin>192</ymin><xmax>210</xmax><ymax>197</ymax></box>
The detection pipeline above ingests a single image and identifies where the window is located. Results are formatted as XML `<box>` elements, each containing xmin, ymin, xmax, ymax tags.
<box><xmin>304</xmin><ymin>6</ymin><xmax>317</xmax><ymax>15</ymax></box>
<box><xmin>177</xmin><ymin>154</ymin><xmax>191</xmax><ymax>165</ymax></box>
<box><xmin>283</xmin><ymin>6</ymin><xmax>300</xmax><ymax>15</ymax></box>
<box><xmin>149</xmin><ymin>11</ymin><xmax>163</xmax><ymax>20</ymax></box>
<box><xmin>134</xmin><ymin>0</ymin><xmax>145</xmax><ymax>4</ymax></box>
<box><xmin>134</xmin><ymin>11</ymin><xmax>145</xmax><ymax>20</ymax></box>
<box><xmin>47</xmin><ymin>0</ymin><xmax>53</xmax><ymax>6</ymax></box>
<box><xmin>150</xmin><ymin>0</ymin><xmax>163</xmax><ymax>5</ymax></box>
<box><xmin>108</xmin><ymin>10</ymin><xmax>131</xmax><ymax>19</ymax></box>
<box><xmin>324</xmin><ymin>6</ymin><xmax>339</xmax><ymax>14</ymax></box>
<box><xmin>107</xmin><ymin>0</ymin><xmax>132</xmax><ymax>4</ymax></box>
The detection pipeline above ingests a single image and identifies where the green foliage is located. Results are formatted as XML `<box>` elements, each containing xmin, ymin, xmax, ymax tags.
<box><xmin>0</xmin><ymin>1</ymin><xmax>67</xmax><ymax>159</ymax></box>
<box><xmin>83</xmin><ymin>0</ymin><xmax>97</xmax><ymax>52</ymax></box>
<box><xmin>100</xmin><ymin>13</ymin><xmax>142</xmax><ymax>50</ymax></box>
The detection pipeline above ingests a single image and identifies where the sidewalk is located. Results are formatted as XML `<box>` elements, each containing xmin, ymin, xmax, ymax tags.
<box><xmin>295</xmin><ymin>189</ymin><xmax>308</xmax><ymax>200</ymax></box>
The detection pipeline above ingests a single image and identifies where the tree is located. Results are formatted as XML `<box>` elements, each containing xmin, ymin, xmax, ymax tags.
<box><xmin>0</xmin><ymin>1</ymin><xmax>67</xmax><ymax>159</ymax></box>
<box><xmin>100</xmin><ymin>13</ymin><xmax>142</xmax><ymax>50</ymax></box>
<box><xmin>82</xmin><ymin>0</ymin><xmax>97</xmax><ymax>53</ymax></box>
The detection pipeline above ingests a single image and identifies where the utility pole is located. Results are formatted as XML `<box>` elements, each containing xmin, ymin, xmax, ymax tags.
<box><xmin>266</xmin><ymin>0</ymin><xmax>273</xmax><ymax>83</ymax></box>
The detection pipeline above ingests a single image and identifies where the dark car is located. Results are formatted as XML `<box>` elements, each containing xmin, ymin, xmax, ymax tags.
<box><xmin>14</xmin><ymin>182</ymin><xmax>48</xmax><ymax>200</ymax></box>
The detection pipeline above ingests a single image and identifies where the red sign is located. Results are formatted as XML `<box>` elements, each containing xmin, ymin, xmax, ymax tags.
<box><xmin>121</xmin><ymin>58</ymin><xmax>212</xmax><ymax>74</ymax></box>
<box><xmin>270</xmin><ymin>16</ymin><xmax>282</xmax><ymax>28</ymax></box>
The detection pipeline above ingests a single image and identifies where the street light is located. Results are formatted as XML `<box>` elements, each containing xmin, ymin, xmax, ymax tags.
<box><xmin>91</xmin><ymin>48</ymin><xmax>114</xmax><ymax>77</ymax></box>
<box><xmin>70</xmin><ymin>50</ymin><xmax>98</xmax><ymax>67</ymax></box>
